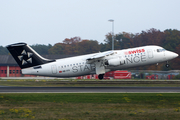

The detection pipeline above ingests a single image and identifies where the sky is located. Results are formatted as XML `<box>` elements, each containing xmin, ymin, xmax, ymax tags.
<box><xmin>0</xmin><ymin>0</ymin><xmax>180</xmax><ymax>46</ymax></box>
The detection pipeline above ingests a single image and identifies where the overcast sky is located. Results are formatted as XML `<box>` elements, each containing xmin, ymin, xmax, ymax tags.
<box><xmin>0</xmin><ymin>0</ymin><xmax>180</xmax><ymax>46</ymax></box>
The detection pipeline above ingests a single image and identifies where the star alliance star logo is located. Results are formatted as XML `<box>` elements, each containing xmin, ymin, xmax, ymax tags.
<box><xmin>18</xmin><ymin>50</ymin><xmax>33</xmax><ymax>65</ymax></box>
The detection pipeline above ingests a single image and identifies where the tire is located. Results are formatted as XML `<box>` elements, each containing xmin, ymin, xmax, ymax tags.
<box><xmin>98</xmin><ymin>74</ymin><xmax>104</xmax><ymax>80</ymax></box>
<box><xmin>165</xmin><ymin>64</ymin><xmax>170</xmax><ymax>68</ymax></box>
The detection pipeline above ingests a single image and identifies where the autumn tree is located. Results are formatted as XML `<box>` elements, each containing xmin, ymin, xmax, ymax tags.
<box><xmin>62</xmin><ymin>37</ymin><xmax>81</xmax><ymax>55</ymax></box>
<box><xmin>132</xmin><ymin>28</ymin><xmax>165</xmax><ymax>47</ymax></box>
<box><xmin>49</xmin><ymin>37</ymin><xmax>99</xmax><ymax>55</ymax></box>
<box><xmin>78</xmin><ymin>40</ymin><xmax>100</xmax><ymax>54</ymax></box>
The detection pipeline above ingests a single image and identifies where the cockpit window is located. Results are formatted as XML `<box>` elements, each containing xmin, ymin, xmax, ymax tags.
<box><xmin>157</xmin><ymin>49</ymin><xmax>166</xmax><ymax>52</ymax></box>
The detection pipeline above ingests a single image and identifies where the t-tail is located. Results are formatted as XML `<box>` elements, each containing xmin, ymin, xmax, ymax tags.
<box><xmin>6</xmin><ymin>43</ymin><xmax>55</xmax><ymax>69</ymax></box>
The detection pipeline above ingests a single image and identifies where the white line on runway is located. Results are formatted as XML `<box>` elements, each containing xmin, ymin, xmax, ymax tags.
<box><xmin>1</xmin><ymin>92</ymin><xmax>180</xmax><ymax>93</ymax></box>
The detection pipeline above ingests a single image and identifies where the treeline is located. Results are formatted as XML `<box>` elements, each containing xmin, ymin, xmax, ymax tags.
<box><xmin>1</xmin><ymin>28</ymin><xmax>180</xmax><ymax>70</ymax></box>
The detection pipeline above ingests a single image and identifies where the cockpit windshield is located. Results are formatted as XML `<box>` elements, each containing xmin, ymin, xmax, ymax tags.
<box><xmin>157</xmin><ymin>49</ymin><xmax>166</xmax><ymax>52</ymax></box>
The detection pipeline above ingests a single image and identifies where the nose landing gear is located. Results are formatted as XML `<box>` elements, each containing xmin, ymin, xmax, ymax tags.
<box><xmin>165</xmin><ymin>64</ymin><xmax>169</xmax><ymax>68</ymax></box>
<box><xmin>165</xmin><ymin>61</ymin><xmax>170</xmax><ymax>68</ymax></box>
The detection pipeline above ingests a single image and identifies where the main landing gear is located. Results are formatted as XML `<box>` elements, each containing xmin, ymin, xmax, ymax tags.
<box><xmin>98</xmin><ymin>74</ymin><xmax>104</xmax><ymax>80</ymax></box>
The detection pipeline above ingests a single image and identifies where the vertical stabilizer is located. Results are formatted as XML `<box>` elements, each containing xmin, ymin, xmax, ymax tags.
<box><xmin>6</xmin><ymin>43</ymin><xmax>55</xmax><ymax>69</ymax></box>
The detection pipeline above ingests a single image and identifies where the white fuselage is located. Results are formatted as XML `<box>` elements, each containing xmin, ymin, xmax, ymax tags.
<box><xmin>22</xmin><ymin>45</ymin><xmax>178</xmax><ymax>77</ymax></box>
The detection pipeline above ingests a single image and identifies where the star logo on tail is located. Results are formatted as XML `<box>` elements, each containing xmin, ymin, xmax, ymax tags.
<box><xmin>18</xmin><ymin>50</ymin><xmax>33</xmax><ymax>65</ymax></box>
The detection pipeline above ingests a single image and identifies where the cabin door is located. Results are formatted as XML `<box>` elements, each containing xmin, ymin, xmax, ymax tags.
<box><xmin>148</xmin><ymin>49</ymin><xmax>153</xmax><ymax>59</ymax></box>
<box><xmin>51</xmin><ymin>65</ymin><xmax>57</xmax><ymax>74</ymax></box>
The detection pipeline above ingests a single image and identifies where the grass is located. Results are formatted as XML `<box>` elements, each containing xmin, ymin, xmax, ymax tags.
<box><xmin>0</xmin><ymin>93</ymin><xmax>180</xmax><ymax>119</ymax></box>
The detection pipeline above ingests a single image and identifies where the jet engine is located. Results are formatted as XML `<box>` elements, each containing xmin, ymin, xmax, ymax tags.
<box><xmin>105</xmin><ymin>57</ymin><xmax>125</xmax><ymax>66</ymax></box>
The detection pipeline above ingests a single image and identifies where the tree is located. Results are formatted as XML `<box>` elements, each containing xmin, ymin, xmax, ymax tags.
<box><xmin>63</xmin><ymin>37</ymin><xmax>81</xmax><ymax>44</ymax></box>
<box><xmin>171</xmin><ymin>44</ymin><xmax>180</xmax><ymax>70</ymax></box>
<box><xmin>48</xmin><ymin>43</ymin><xmax>64</xmax><ymax>54</ymax></box>
<box><xmin>132</xmin><ymin>28</ymin><xmax>165</xmax><ymax>47</ymax></box>
<box><xmin>104</xmin><ymin>33</ymin><xmax>113</xmax><ymax>50</ymax></box>
<box><xmin>31</xmin><ymin>44</ymin><xmax>52</xmax><ymax>55</ymax></box>
<box><xmin>163</xmin><ymin>29</ymin><xmax>180</xmax><ymax>52</ymax></box>
<box><xmin>62</xmin><ymin>37</ymin><xmax>81</xmax><ymax>55</ymax></box>
<box><xmin>115</xmin><ymin>32</ymin><xmax>133</xmax><ymax>49</ymax></box>
<box><xmin>48</xmin><ymin>37</ymin><xmax>99</xmax><ymax>55</ymax></box>
<box><xmin>78</xmin><ymin>40</ymin><xmax>100</xmax><ymax>54</ymax></box>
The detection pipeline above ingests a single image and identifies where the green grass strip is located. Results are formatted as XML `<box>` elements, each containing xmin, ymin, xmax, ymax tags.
<box><xmin>0</xmin><ymin>93</ymin><xmax>180</xmax><ymax>120</ymax></box>
<box><xmin>0</xmin><ymin>93</ymin><xmax>180</xmax><ymax>103</ymax></box>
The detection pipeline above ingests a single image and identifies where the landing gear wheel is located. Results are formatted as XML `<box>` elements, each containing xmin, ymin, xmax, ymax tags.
<box><xmin>98</xmin><ymin>74</ymin><xmax>104</xmax><ymax>80</ymax></box>
<box><xmin>165</xmin><ymin>64</ymin><xmax>170</xmax><ymax>68</ymax></box>
<box><xmin>165</xmin><ymin>61</ymin><xmax>170</xmax><ymax>68</ymax></box>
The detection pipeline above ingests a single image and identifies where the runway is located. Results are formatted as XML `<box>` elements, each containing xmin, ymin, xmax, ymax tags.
<box><xmin>0</xmin><ymin>86</ymin><xmax>180</xmax><ymax>93</ymax></box>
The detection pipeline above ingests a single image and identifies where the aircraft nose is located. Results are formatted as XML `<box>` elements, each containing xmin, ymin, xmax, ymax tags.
<box><xmin>173</xmin><ymin>52</ymin><xmax>179</xmax><ymax>58</ymax></box>
<box><xmin>166</xmin><ymin>51</ymin><xmax>179</xmax><ymax>59</ymax></box>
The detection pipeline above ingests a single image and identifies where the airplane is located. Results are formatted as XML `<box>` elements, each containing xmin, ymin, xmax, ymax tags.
<box><xmin>6</xmin><ymin>42</ymin><xmax>178</xmax><ymax>79</ymax></box>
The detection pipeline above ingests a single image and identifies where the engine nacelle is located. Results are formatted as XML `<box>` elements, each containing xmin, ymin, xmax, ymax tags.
<box><xmin>105</xmin><ymin>57</ymin><xmax>125</xmax><ymax>66</ymax></box>
<box><xmin>105</xmin><ymin>58</ymin><xmax>120</xmax><ymax>66</ymax></box>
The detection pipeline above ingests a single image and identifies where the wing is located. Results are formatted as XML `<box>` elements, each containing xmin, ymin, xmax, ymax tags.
<box><xmin>86</xmin><ymin>51</ymin><xmax>115</xmax><ymax>75</ymax></box>
<box><xmin>86</xmin><ymin>51</ymin><xmax>114</xmax><ymax>63</ymax></box>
